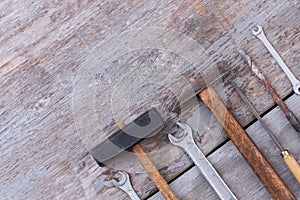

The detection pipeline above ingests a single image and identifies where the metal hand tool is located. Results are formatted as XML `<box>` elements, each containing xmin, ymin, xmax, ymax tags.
<box><xmin>199</xmin><ymin>86</ymin><xmax>296</xmax><ymax>199</ymax></box>
<box><xmin>232</xmin><ymin>82</ymin><xmax>300</xmax><ymax>184</ymax></box>
<box><xmin>252</xmin><ymin>25</ymin><xmax>300</xmax><ymax>95</ymax></box>
<box><xmin>111</xmin><ymin>171</ymin><xmax>141</xmax><ymax>200</ymax></box>
<box><xmin>239</xmin><ymin>49</ymin><xmax>300</xmax><ymax>132</ymax></box>
<box><xmin>92</xmin><ymin>69</ymin><xmax>233</xmax><ymax>200</ymax></box>
<box><xmin>92</xmin><ymin>108</ymin><xmax>178</xmax><ymax>200</ymax></box>
<box><xmin>168</xmin><ymin>122</ymin><xmax>237</xmax><ymax>200</ymax></box>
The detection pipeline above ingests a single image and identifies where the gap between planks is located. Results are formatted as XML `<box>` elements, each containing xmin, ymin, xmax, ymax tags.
<box><xmin>148</xmin><ymin>93</ymin><xmax>300</xmax><ymax>199</ymax></box>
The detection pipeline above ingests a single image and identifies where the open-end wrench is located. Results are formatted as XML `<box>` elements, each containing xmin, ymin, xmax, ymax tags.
<box><xmin>252</xmin><ymin>25</ymin><xmax>300</xmax><ymax>95</ymax></box>
<box><xmin>168</xmin><ymin>122</ymin><xmax>237</xmax><ymax>200</ymax></box>
<box><xmin>111</xmin><ymin>171</ymin><xmax>141</xmax><ymax>200</ymax></box>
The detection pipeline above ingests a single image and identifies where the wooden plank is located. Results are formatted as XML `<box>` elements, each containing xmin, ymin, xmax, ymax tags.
<box><xmin>1</xmin><ymin>0</ymin><xmax>300</xmax><ymax>200</ymax></box>
<box><xmin>0</xmin><ymin>1</ymin><xmax>206</xmax><ymax>200</ymax></box>
<box><xmin>92</xmin><ymin>1</ymin><xmax>300</xmax><ymax>198</ymax></box>
<box><xmin>72</xmin><ymin>0</ymin><xmax>300</xmax><ymax>145</ymax></box>
<box><xmin>173</xmin><ymin>0</ymin><xmax>300</xmax><ymax>126</ymax></box>
<box><xmin>150</xmin><ymin>94</ymin><xmax>300</xmax><ymax>199</ymax></box>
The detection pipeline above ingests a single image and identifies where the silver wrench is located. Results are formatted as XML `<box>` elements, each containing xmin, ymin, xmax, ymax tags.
<box><xmin>111</xmin><ymin>171</ymin><xmax>140</xmax><ymax>200</ymax></box>
<box><xmin>252</xmin><ymin>25</ymin><xmax>300</xmax><ymax>95</ymax></box>
<box><xmin>168</xmin><ymin>122</ymin><xmax>237</xmax><ymax>200</ymax></box>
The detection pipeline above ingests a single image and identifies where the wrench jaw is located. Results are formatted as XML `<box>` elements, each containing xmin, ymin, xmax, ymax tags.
<box><xmin>168</xmin><ymin>134</ymin><xmax>185</xmax><ymax>145</ymax></box>
<box><xmin>112</xmin><ymin>171</ymin><xmax>128</xmax><ymax>187</ymax></box>
<box><xmin>253</xmin><ymin>25</ymin><xmax>300</xmax><ymax>95</ymax></box>
<box><xmin>252</xmin><ymin>25</ymin><xmax>263</xmax><ymax>36</ymax></box>
<box><xmin>168</xmin><ymin>122</ymin><xmax>194</xmax><ymax>149</ymax></box>
<box><xmin>168</xmin><ymin>132</ymin><xmax>190</xmax><ymax>150</ymax></box>
<box><xmin>169</xmin><ymin>122</ymin><xmax>238</xmax><ymax>200</ymax></box>
<box><xmin>111</xmin><ymin>172</ymin><xmax>141</xmax><ymax>200</ymax></box>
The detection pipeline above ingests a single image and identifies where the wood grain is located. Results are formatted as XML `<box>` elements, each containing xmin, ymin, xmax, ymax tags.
<box><xmin>116</xmin><ymin>121</ymin><xmax>178</xmax><ymax>199</ymax></box>
<box><xmin>199</xmin><ymin>87</ymin><xmax>295</xmax><ymax>200</ymax></box>
<box><xmin>132</xmin><ymin>144</ymin><xmax>178</xmax><ymax>200</ymax></box>
<box><xmin>1</xmin><ymin>0</ymin><xmax>300</xmax><ymax>199</ymax></box>
<box><xmin>283</xmin><ymin>152</ymin><xmax>300</xmax><ymax>184</ymax></box>
<box><xmin>150</xmin><ymin>94</ymin><xmax>300</xmax><ymax>200</ymax></box>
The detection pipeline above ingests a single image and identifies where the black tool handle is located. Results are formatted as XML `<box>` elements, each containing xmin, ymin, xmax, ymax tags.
<box><xmin>91</xmin><ymin>108</ymin><xmax>164</xmax><ymax>165</ymax></box>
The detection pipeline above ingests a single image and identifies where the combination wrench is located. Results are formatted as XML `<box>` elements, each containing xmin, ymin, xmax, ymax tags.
<box><xmin>168</xmin><ymin>122</ymin><xmax>237</xmax><ymax>200</ymax></box>
<box><xmin>111</xmin><ymin>171</ymin><xmax>141</xmax><ymax>200</ymax></box>
<box><xmin>252</xmin><ymin>25</ymin><xmax>300</xmax><ymax>95</ymax></box>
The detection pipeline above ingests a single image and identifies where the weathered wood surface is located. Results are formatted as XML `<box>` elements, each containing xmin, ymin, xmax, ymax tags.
<box><xmin>150</xmin><ymin>94</ymin><xmax>300</xmax><ymax>199</ymax></box>
<box><xmin>1</xmin><ymin>0</ymin><xmax>300</xmax><ymax>200</ymax></box>
<box><xmin>83</xmin><ymin>0</ymin><xmax>300</xmax><ymax>144</ymax></box>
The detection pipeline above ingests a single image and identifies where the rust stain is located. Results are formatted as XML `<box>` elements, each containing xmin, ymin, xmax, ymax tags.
<box><xmin>200</xmin><ymin>87</ymin><xmax>296</xmax><ymax>200</ymax></box>
<box><xmin>193</xmin><ymin>0</ymin><xmax>207</xmax><ymax>14</ymax></box>
<box><xmin>189</xmin><ymin>77</ymin><xmax>196</xmax><ymax>83</ymax></box>
<box><xmin>0</xmin><ymin>62</ymin><xmax>9</xmax><ymax>71</ymax></box>
<box><xmin>167</xmin><ymin>1</ymin><xmax>193</xmax><ymax>29</ymax></box>
<box><xmin>264</xmin><ymin>80</ymin><xmax>300</xmax><ymax>132</ymax></box>
<box><xmin>0</xmin><ymin>58</ymin><xmax>41</xmax><ymax>78</ymax></box>
<box><xmin>214</xmin><ymin>9</ymin><xmax>231</xmax><ymax>30</ymax></box>
<box><xmin>166</xmin><ymin>0</ymin><xmax>209</xmax><ymax>31</ymax></box>
<box><xmin>198</xmin><ymin>0</ymin><xmax>231</xmax><ymax>30</ymax></box>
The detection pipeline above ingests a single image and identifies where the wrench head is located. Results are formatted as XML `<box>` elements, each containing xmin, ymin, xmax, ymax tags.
<box><xmin>252</xmin><ymin>25</ymin><xmax>263</xmax><ymax>36</ymax></box>
<box><xmin>176</xmin><ymin>122</ymin><xmax>193</xmax><ymax>133</ymax></box>
<box><xmin>294</xmin><ymin>82</ymin><xmax>300</xmax><ymax>95</ymax></box>
<box><xmin>168</xmin><ymin>122</ymin><xmax>193</xmax><ymax>146</ymax></box>
<box><xmin>112</xmin><ymin>171</ymin><xmax>128</xmax><ymax>187</ymax></box>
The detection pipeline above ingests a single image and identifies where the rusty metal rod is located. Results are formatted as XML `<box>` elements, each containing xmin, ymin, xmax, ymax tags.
<box><xmin>232</xmin><ymin>82</ymin><xmax>300</xmax><ymax>184</ymax></box>
<box><xmin>199</xmin><ymin>87</ymin><xmax>296</xmax><ymax>199</ymax></box>
<box><xmin>239</xmin><ymin>49</ymin><xmax>300</xmax><ymax>132</ymax></box>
